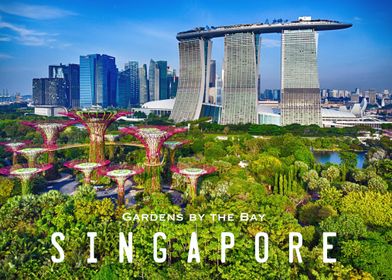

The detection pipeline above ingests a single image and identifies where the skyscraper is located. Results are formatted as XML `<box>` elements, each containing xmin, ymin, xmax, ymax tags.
<box><xmin>79</xmin><ymin>54</ymin><xmax>117</xmax><ymax>108</ymax></box>
<box><xmin>117</xmin><ymin>68</ymin><xmax>131</xmax><ymax>108</ymax></box>
<box><xmin>167</xmin><ymin>67</ymin><xmax>178</xmax><ymax>99</ymax></box>
<box><xmin>280</xmin><ymin>30</ymin><xmax>321</xmax><ymax>126</ymax></box>
<box><xmin>220</xmin><ymin>33</ymin><xmax>260</xmax><ymax>125</ymax></box>
<box><xmin>49</xmin><ymin>63</ymin><xmax>80</xmax><ymax>108</ymax></box>
<box><xmin>148</xmin><ymin>59</ymin><xmax>160</xmax><ymax>101</ymax></box>
<box><xmin>32</xmin><ymin>78</ymin><xmax>67</xmax><ymax>106</ymax></box>
<box><xmin>156</xmin><ymin>61</ymin><xmax>168</xmax><ymax>100</ymax></box>
<box><xmin>139</xmin><ymin>64</ymin><xmax>149</xmax><ymax>104</ymax></box>
<box><xmin>209</xmin><ymin>60</ymin><xmax>216</xmax><ymax>88</ymax></box>
<box><xmin>170</xmin><ymin>39</ymin><xmax>212</xmax><ymax>122</ymax></box>
<box><xmin>125</xmin><ymin>61</ymin><xmax>140</xmax><ymax>106</ymax></box>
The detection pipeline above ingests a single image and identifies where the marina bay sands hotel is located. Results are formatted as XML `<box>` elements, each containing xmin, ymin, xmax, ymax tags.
<box><xmin>170</xmin><ymin>17</ymin><xmax>352</xmax><ymax>126</ymax></box>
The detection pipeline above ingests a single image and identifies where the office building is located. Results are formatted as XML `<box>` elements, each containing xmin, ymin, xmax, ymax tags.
<box><xmin>148</xmin><ymin>59</ymin><xmax>160</xmax><ymax>101</ymax></box>
<box><xmin>156</xmin><ymin>61</ymin><xmax>168</xmax><ymax>100</ymax></box>
<box><xmin>167</xmin><ymin>67</ymin><xmax>178</xmax><ymax>99</ymax></box>
<box><xmin>32</xmin><ymin>78</ymin><xmax>67</xmax><ymax>106</ymax></box>
<box><xmin>125</xmin><ymin>61</ymin><xmax>140</xmax><ymax>106</ymax></box>
<box><xmin>139</xmin><ymin>64</ymin><xmax>149</xmax><ymax>104</ymax></box>
<box><xmin>49</xmin><ymin>63</ymin><xmax>80</xmax><ymax>108</ymax></box>
<box><xmin>80</xmin><ymin>54</ymin><xmax>117</xmax><ymax>108</ymax></box>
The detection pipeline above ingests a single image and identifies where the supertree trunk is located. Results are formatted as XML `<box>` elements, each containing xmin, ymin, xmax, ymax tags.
<box><xmin>188</xmin><ymin>176</ymin><xmax>199</xmax><ymax>201</ymax></box>
<box><xmin>45</xmin><ymin>150</ymin><xmax>60</xmax><ymax>180</ymax></box>
<box><xmin>21</xmin><ymin>178</ymin><xmax>32</xmax><ymax>195</ymax></box>
<box><xmin>117</xmin><ymin>179</ymin><xmax>126</xmax><ymax>206</ymax></box>
<box><xmin>89</xmin><ymin>124</ymin><xmax>106</xmax><ymax>162</ymax></box>
<box><xmin>12</xmin><ymin>152</ymin><xmax>17</xmax><ymax>166</ymax></box>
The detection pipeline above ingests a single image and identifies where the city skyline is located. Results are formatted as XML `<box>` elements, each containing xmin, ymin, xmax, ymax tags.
<box><xmin>0</xmin><ymin>0</ymin><xmax>392</xmax><ymax>94</ymax></box>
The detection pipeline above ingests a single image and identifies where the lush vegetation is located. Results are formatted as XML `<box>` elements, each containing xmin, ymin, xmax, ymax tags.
<box><xmin>0</xmin><ymin>111</ymin><xmax>391</xmax><ymax>279</ymax></box>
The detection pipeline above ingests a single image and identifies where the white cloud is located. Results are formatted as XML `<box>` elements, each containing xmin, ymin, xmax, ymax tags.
<box><xmin>0</xmin><ymin>20</ymin><xmax>57</xmax><ymax>46</ymax></box>
<box><xmin>0</xmin><ymin>53</ymin><xmax>12</xmax><ymax>59</ymax></box>
<box><xmin>262</xmin><ymin>38</ymin><xmax>280</xmax><ymax>48</ymax></box>
<box><xmin>0</xmin><ymin>3</ymin><xmax>76</xmax><ymax>20</ymax></box>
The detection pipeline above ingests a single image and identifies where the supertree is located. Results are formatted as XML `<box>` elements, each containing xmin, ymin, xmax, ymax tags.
<box><xmin>99</xmin><ymin>165</ymin><xmax>144</xmax><ymax>205</ymax></box>
<box><xmin>21</xmin><ymin>120</ymin><xmax>77</xmax><ymax>178</ymax></box>
<box><xmin>18</xmin><ymin>147</ymin><xmax>48</xmax><ymax>168</ymax></box>
<box><xmin>105</xmin><ymin>133</ymin><xmax>120</xmax><ymax>160</ymax></box>
<box><xmin>64</xmin><ymin>159</ymin><xmax>110</xmax><ymax>186</ymax></box>
<box><xmin>171</xmin><ymin>165</ymin><xmax>216</xmax><ymax>200</ymax></box>
<box><xmin>21</xmin><ymin>120</ymin><xmax>77</xmax><ymax>150</ymax></box>
<box><xmin>61</xmin><ymin>110</ymin><xmax>129</xmax><ymax>162</ymax></box>
<box><xmin>0</xmin><ymin>140</ymin><xmax>31</xmax><ymax>165</ymax></box>
<box><xmin>163</xmin><ymin>140</ymin><xmax>191</xmax><ymax>167</ymax></box>
<box><xmin>120</xmin><ymin>126</ymin><xmax>187</xmax><ymax>192</ymax></box>
<box><xmin>163</xmin><ymin>140</ymin><xmax>191</xmax><ymax>184</ymax></box>
<box><xmin>0</xmin><ymin>164</ymin><xmax>52</xmax><ymax>195</ymax></box>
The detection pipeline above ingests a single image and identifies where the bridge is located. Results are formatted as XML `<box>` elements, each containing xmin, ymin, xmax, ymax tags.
<box><xmin>55</xmin><ymin>141</ymin><xmax>144</xmax><ymax>151</ymax></box>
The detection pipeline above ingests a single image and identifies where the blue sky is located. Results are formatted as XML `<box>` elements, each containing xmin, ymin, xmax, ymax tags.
<box><xmin>0</xmin><ymin>0</ymin><xmax>391</xmax><ymax>94</ymax></box>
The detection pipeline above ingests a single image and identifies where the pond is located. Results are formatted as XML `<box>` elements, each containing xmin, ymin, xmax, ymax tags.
<box><xmin>313</xmin><ymin>151</ymin><xmax>367</xmax><ymax>169</ymax></box>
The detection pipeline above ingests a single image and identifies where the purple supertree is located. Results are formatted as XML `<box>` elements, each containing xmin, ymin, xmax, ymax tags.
<box><xmin>64</xmin><ymin>159</ymin><xmax>110</xmax><ymax>186</ymax></box>
<box><xmin>171</xmin><ymin>165</ymin><xmax>216</xmax><ymax>200</ymax></box>
<box><xmin>99</xmin><ymin>164</ymin><xmax>144</xmax><ymax>205</ymax></box>
<box><xmin>120</xmin><ymin>126</ymin><xmax>187</xmax><ymax>192</ymax></box>
<box><xmin>21</xmin><ymin>120</ymin><xmax>77</xmax><ymax>150</ymax></box>
<box><xmin>17</xmin><ymin>147</ymin><xmax>48</xmax><ymax>168</ymax></box>
<box><xmin>163</xmin><ymin>140</ymin><xmax>191</xmax><ymax>167</ymax></box>
<box><xmin>120</xmin><ymin>126</ymin><xmax>188</xmax><ymax>166</ymax></box>
<box><xmin>0</xmin><ymin>140</ymin><xmax>31</xmax><ymax>165</ymax></box>
<box><xmin>0</xmin><ymin>163</ymin><xmax>52</xmax><ymax>195</ymax></box>
<box><xmin>61</xmin><ymin>110</ymin><xmax>130</xmax><ymax>162</ymax></box>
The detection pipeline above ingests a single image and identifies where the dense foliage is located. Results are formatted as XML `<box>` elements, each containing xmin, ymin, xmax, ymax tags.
<box><xmin>0</xmin><ymin>111</ymin><xmax>391</xmax><ymax>279</ymax></box>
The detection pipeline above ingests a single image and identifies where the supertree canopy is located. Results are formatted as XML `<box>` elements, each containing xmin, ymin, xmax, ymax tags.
<box><xmin>171</xmin><ymin>165</ymin><xmax>216</xmax><ymax>200</ymax></box>
<box><xmin>0</xmin><ymin>164</ymin><xmax>52</xmax><ymax>195</ymax></box>
<box><xmin>18</xmin><ymin>147</ymin><xmax>48</xmax><ymax>168</ymax></box>
<box><xmin>64</xmin><ymin>159</ymin><xmax>110</xmax><ymax>186</ymax></box>
<box><xmin>0</xmin><ymin>140</ymin><xmax>31</xmax><ymax>165</ymax></box>
<box><xmin>120</xmin><ymin>126</ymin><xmax>188</xmax><ymax>166</ymax></box>
<box><xmin>163</xmin><ymin>140</ymin><xmax>191</xmax><ymax>166</ymax></box>
<box><xmin>61</xmin><ymin>110</ymin><xmax>129</xmax><ymax>162</ymax></box>
<box><xmin>21</xmin><ymin>120</ymin><xmax>77</xmax><ymax>150</ymax></box>
<box><xmin>120</xmin><ymin>126</ymin><xmax>187</xmax><ymax>193</ymax></box>
<box><xmin>99</xmin><ymin>165</ymin><xmax>144</xmax><ymax>205</ymax></box>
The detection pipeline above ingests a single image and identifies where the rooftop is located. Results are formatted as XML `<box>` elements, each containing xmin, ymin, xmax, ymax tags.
<box><xmin>177</xmin><ymin>18</ymin><xmax>352</xmax><ymax>40</ymax></box>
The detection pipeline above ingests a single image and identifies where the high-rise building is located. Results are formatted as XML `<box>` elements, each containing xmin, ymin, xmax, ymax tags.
<box><xmin>32</xmin><ymin>78</ymin><xmax>67</xmax><ymax>106</ymax></box>
<box><xmin>148</xmin><ymin>59</ymin><xmax>160</xmax><ymax>101</ymax></box>
<box><xmin>167</xmin><ymin>67</ymin><xmax>178</xmax><ymax>99</ymax></box>
<box><xmin>220</xmin><ymin>33</ymin><xmax>260</xmax><ymax>124</ymax></box>
<box><xmin>139</xmin><ymin>64</ymin><xmax>149</xmax><ymax>104</ymax></box>
<box><xmin>125</xmin><ymin>61</ymin><xmax>140</xmax><ymax>106</ymax></box>
<box><xmin>170</xmin><ymin>39</ymin><xmax>212</xmax><ymax>122</ymax></box>
<box><xmin>79</xmin><ymin>54</ymin><xmax>117</xmax><ymax>108</ymax></box>
<box><xmin>156</xmin><ymin>61</ymin><xmax>168</xmax><ymax>100</ymax></box>
<box><xmin>209</xmin><ymin>60</ymin><xmax>216</xmax><ymax>88</ymax></box>
<box><xmin>117</xmin><ymin>68</ymin><xmax>131</xmax><ymax>108</ymax></box>
<box><xmin>280</xmin><ymin>30</ymin><xmax>321</xmax><ymax>126</ymax></box>
<box><xmin>49</xmin><ymin>63</ymin><xmax>80</xmax><ymax>108</ymax></box>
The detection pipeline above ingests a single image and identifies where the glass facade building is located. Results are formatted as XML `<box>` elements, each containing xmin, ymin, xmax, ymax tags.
<box><xmin>220</xmin><ymin>32</ymin><xmax>259</xmax><ymax>125</ymax></box>
<box><xmin>79</xmin><ymin>54</ymin><xmax>117</xmax><ymax>108</ymax></box>
<box><xmin>170</xmin><ymin>38</ymin><xmax>212</xmax><ymax>122</ymax></box>
<box><xmin>49</xmin><ymin>63</ymin><xmax>80</xmax><ymax>108</ymax></box>
<box><xmin>125</xmin><ymin>61</ymin><xmax>140</xmax><ymax>106</ymax></box>
<box><xmin>148</xmin><ymin>59</ymin><xmax>159</xmax><ymax>101</ymax></box>
<box><xmin>157</xmin><ymin>61</ymin><xmax>168</xmax><ymax>100</ymax></box>
<box><xmin>32</xmin><ymin>78</ymin><xmax>67</xmax><ymax>106</ymax></box>
<box><xmin>280</xmin><ymin>30</ymin><xmax>322</xmax><ymax>126</ymax></box>
<box><xmin>139</xmin><ymin>64</ymin><xmax>149</xmax><ymax>104</ymax></box>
